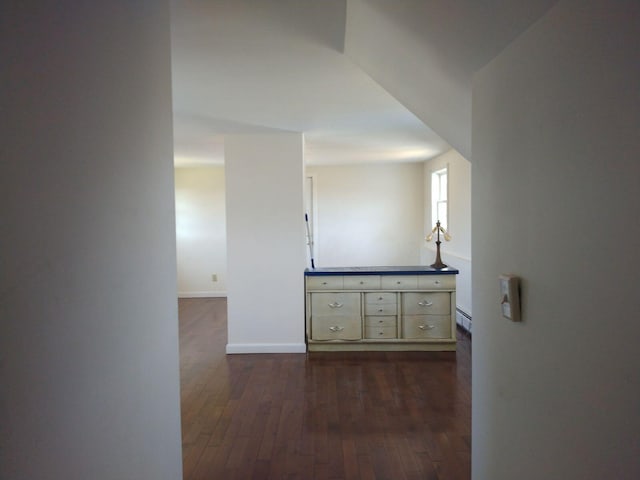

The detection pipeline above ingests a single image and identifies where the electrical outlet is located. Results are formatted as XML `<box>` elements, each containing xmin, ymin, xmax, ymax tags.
<box><xmin>211</xmin><ymin>274</ymin><xmax>217</xmax><ymax>282</ymax></box>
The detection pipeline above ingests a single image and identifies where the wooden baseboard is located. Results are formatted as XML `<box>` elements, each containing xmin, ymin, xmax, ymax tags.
<box><xmin>225</xmin><ymin>343</ymin><xmax>307</xmax><ymax>354</ymax></box>
<box><xmin>307</xmin><ymin>341</ymin><xmax>456</xmax><ymax>352</ymax></box>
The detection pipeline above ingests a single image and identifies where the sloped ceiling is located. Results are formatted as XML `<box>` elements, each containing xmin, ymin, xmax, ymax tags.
<box><xmin>171</xmin><ymin>0</ymin><xmax>557</xmax><ymax>166</ymax></box>
<box><xmin>344</xmin><ymin>0</ymin><xmax>558</xmax><ymax>159</ymax></box>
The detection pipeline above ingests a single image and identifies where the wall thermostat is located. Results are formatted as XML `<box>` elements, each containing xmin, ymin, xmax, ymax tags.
<box><xmin>499</xmin><ymin>274</ymin><xmax>521</xmax><ymax>322</ymax></box>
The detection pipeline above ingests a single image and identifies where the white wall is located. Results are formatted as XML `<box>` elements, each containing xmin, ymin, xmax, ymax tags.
<box><xmin>422</xmin><ymin>149</ymin><xmax>472</xmax><ymax>317</ymax></box>
<box><xmin>472</xmin><ymin>1</ymin><xmax>640</xmax><ymax>478</ymax></box>
<box><xmin>225</xmin><ymin>134</ymin><xmax>306</xmax><ymax>353</ymax></box>
<box><xmin>306</xmin><ymin>162</ymin><xmax>424</xmax><ymax>267</ymax></box>
<box><xmin>0</xmin><ymin>2</ymin><xmax>182</xmax><ymax>479</ymax></box>
<box><xmin>175</xmin><ymin>166</ymin><xmax>227</xmax><ymax>296</ymax></box>
<box><xmin>173</xmin><ymin>162</ymin><xmax>428</xmax><ymax>298</ymax></box>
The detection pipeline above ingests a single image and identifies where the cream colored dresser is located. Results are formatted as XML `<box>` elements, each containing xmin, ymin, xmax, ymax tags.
<box><xmin>305</xmin><ymin>266</ymin><xmax>458</xmax><ymax>352</ymax></box>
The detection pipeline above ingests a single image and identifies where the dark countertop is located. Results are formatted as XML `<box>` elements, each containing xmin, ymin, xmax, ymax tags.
<box><xmin>304</xmin><ymin>265</ymin><xmax>459</xmax><ymax>276</ymax></box>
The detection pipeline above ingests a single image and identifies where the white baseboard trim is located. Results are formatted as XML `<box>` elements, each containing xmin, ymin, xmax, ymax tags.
<box><xmin>456</xmin><ymin>308</ymin><xmax>472</xmax><ymax>334</ymax></box>
<box><xmin>226</xmin><ymin>343</ymin><xmax>307</xmax><ymax>354</ymax></box>
<box><xmin>178</xmin><ymin>291</ymin><xmax>227</xmax><ymax>298</ymax></box>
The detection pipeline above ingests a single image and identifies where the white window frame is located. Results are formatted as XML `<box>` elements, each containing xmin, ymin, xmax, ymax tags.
<box><xmin>431</xmin><ymin>166</ymin><xmax>448</xmax><ymax>231</ymax></box>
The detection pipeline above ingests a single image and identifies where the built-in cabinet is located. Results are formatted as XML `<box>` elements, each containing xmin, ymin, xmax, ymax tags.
<box><xmin>305</xmin><ymin>267</ymin><xmax>458</xmax><ymax>352</ymax></box>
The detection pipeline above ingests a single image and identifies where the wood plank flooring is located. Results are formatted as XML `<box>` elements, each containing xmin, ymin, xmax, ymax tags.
<box><xmin>179</xmin><ymin>297</ymin><xmax>471</xmax><ymax>480</ymax></box>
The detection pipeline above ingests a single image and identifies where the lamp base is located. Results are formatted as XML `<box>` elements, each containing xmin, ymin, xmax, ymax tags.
<box><xmin>430</xmin><ymin>241</ymin><xmax>448</xmax><ymax>269</ymax></box>
<box><xmin>430</xmin><ymin>261</ymin><xmax>448</xmax><ymax>269</ymax></box>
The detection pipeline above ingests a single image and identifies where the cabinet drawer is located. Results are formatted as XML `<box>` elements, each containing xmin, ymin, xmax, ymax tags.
<box><xmin>365</xmin><ymin>326</ymin><xmax>397</xmax><ymax>339</ymax></box>
<box><xmin>381</xmin><ymin>275</ymin><xmax>418</xmax><ymax>290</ymax></box>
<box><xmin>364</xmin><ymin>292</ymin><xmax>396</xmax><ymax>304</ymax></box>
<box><xmin>365</xmin><ymin>316</ymin><xmax>397</xmax><ymax>328</ymax></box>
<box><xmin>364</xmin><ymin>303</ymin><xmax>397</xmax><ymax>316</ymax></box>
<box><xmin>418</xmin><ymin>275</ymin><xmax>456</xmax><ymax>290</ymax></box>
<box><xmin>402</xmin><ymin>292</ymin><xmax>450</xmax><ymax>315</ymax></box>
<box><xmin>344</xmin><ymin>275</ymin><xmax>380</xmax><ymax>290</ymax></box>
<box><xmin>311</xmin><ymin>292</ymin><xmax>360</xmax><ymax>316</ymax></box>
<box><xmin>312</xmin><ymin>315</ymin><xmax>362</xmax><ymax>340</ymax></box>
<box><xmin>402</xmin><ymin>315</ymin><xmax>452</xmax><ymax>339</ymax></box>
<box><xmin>306</xmin><ymin>276</ymin><xmax>343</xmax><ymax>290</ymax></box>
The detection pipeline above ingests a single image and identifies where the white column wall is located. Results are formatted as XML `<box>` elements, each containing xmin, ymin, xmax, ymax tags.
<box><xmin>0</xmin><ymin>2</ymin><xmax>182</xmax><ymax>479</ymax></box>
<box><xmin>472</xmin><ymin>1</ymin><xmax>640</xmax><ymax>478</ymax></box>
<box><xmin>224</xmin><ymin>134</ymin><xmax>306</xmax><ymax>353</ymax></box>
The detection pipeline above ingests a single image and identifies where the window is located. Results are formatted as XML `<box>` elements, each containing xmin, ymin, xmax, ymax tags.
<box><xmin>431</xmin><ymin>167</ymin><xmax>448</xmax><ymax>230</ymax></box>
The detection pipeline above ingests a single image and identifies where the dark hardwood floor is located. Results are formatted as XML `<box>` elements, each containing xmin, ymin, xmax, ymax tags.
<box><xmin>179</xmin><ymin>297</ymin><xmax>471</xmax><ymax>480</ymax></box>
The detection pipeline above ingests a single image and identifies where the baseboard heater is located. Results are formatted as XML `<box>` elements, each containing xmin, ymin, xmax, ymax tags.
<box><xmin>456</xmin><ymin>308</ymin><xmax>472</xmax><ymax>334</ymax></box>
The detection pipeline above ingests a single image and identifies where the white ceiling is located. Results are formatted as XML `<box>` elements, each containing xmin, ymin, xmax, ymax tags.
<box><xmin>170</xmin><ymin>0</ymin><xmax>450</xmax><ymax>167</ymax></box>
<box><xmin>171</xmin><ymin>0</ymin><xmax>558</xmax><ymax>167</ymax></box>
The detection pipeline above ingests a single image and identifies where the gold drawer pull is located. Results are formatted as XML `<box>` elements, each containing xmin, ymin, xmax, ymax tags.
<box><xmin>418</xmin><ymin>324</ymin><xmax>436</xmax><ymax>330</ymax></box>
<box><xmin>328</xmin><ymin>302</ymin><xmax>343</xmax><ymax>308</ymax></box>
<box><xmin>329</xmin><ymin>326</ymin><xmax>344</xmax><ymax>332</ymax></box>
<box><xmin>417</xmin><ymin>300</ymin><xmax>433</xmax><ymax>307</ymax></box>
